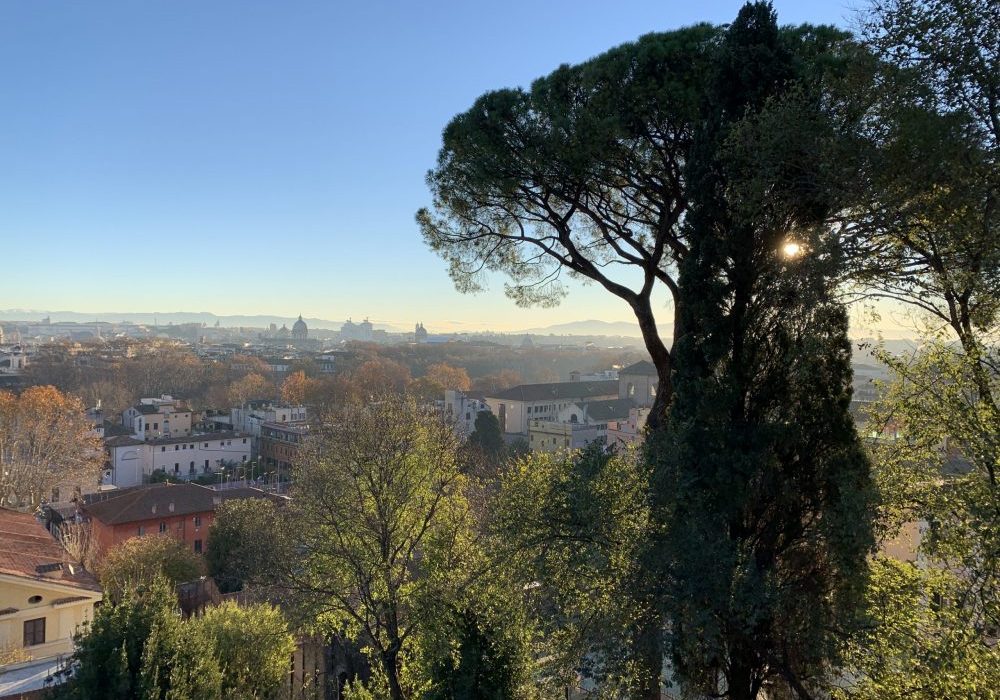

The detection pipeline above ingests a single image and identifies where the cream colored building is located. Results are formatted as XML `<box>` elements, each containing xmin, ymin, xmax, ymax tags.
<box><xmin>0</xmin><ymin>509</ymin><xmax>102</xmax><ymax>666</ymax></box>
<box><xmin>121</xmin><ymin>395</ymin><xmax>193</xmax><ymax>439</ymax></box>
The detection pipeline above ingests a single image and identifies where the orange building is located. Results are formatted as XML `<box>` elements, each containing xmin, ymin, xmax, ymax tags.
<box><xmin>83</xmin><ymin>483</ymin><xmax>276</xmax><ymax>557</ymax></box>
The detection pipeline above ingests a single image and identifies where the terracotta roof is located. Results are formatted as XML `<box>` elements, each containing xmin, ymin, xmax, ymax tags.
<box><xmin>82</xmin><ymin>483</ymin><xmax>274</xmax><ymax>526</ymax></box>
<box><xmin>620</xmin><ymin>360</ymin><xmax>658</xmax><ymax>377</ymax></box>
<box><xmin>83</xmin><ymin>483</ymin><xmax>217</xmax><ymax>525</ymax></box>
<box><xmin>487</xmin><ymin>380</ymin><xmax>619</xmax><ymax>403</ymax></box>
<box><xmin>0</xmin><ymin>509</ymin><xmax>100</xmax><ymax>592</ymax></box>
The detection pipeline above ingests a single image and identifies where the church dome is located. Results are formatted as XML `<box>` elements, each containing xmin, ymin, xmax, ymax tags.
<box><xmin>292</xmin><ymin>315</ymin><xmax>308</xmax><ymax>340</ymax></box>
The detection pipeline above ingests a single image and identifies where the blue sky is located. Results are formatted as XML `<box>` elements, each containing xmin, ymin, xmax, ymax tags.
<box><xmin>0</xmin><ymin>0</ymin><xmax>861</xmax><ymax>332</ymax></box>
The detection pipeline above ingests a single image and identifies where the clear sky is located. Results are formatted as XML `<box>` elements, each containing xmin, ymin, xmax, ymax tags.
<box><xmin>0</xmin><ymin>0</ymin><xmax>863</xmax><ymax>333</ymax></box>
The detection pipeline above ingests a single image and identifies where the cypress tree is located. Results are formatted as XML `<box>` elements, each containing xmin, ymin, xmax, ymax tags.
<box><xmin>653</xmin><ymin>3</ymin><xmax>876</xmax><ymax>698</ymax></box>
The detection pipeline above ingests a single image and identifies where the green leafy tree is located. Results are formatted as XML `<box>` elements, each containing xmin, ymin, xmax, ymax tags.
<box><xmin>63</xmin><ymin>577</ymin><xmax>180</xmax><ymax>700</ymax></box>
<box><xmin>163</xmin><ymin>624</ymin><xmax>225</xmax><ymax>700</ymax></box>
<box><xmin>491</xmin><ymin>445</ymin><xmax>653</xmax><ymax>697</ymax></box>
<box><xmin>653</xmin><ymin>5</ymin><xmax>876</xmax><ymax>699</ymax></box>
<box><xmin>206</xmin><ymin>498</ymin><xmax>291</xmax><ymax>594</ymax></box>
<box><xmin>290</xmin><ymin>399</ymin><xmax>479</xmax><ymax>700</ymax></box>
<box><xmin>833</xmin><ymin>1</ymin><xmax>1000</xmax><ymax>695</ymax></box>
<box><xmin>835</xmin><ymin>557</ymin><xmax>1000</xmax><ymax>700</ymax></box>
<box><xmin>99</xmin><ymin>535</ymin><xmax>204</xmax><ymax>601</ymax></box>
<box><xmin>421</xmin><ymin>607</ymin><xmax>534</xmax><ymax>700</ymax></box>
<box><xmin>188</xmin><ymin>601</ymin><xmax>296</xmax><ymax>700</ymax></box>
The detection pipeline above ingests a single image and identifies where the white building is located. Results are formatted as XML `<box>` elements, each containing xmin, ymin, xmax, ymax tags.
<box><xmin>341</xmin><ymin>318</ymin><xmax>374</xmax><ymax>342</ymax></box>
<box><xmin>443</xmin><ymin>390</ymin><xmax>491</xmax><ymax>438</ymax></box>
<box><xmin>121</xmin><ymin>395</ymin><xmax>193</xmax><ymax>438</ymax></box>
<box><xmin>103</xmin><ymin>431</ymin><xmax>251</xmax><ymax>488</ymax></box>
<box><xmin>0</xmin><ymin>346</ymin><xmax>27</xmax><ymax>375</ymax></box>
<box><xmin>484</xmin><ymin>380</ymin><xmax>619</xmax><ymax>436</ymax></box>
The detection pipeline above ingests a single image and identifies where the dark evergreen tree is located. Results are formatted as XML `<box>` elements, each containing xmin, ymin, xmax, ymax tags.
<box><xmin>59</xmin><ymin>577</ymin><xmax>180</xmax><ymax>700</ymax></box>
<box><xmin>467</xmin><ymin>410</ymin><xmax>505</xmax><ymax>462</ymax></box>
<box><xmin>653</xmin><ymin>4</ymin><xmax>876</xmax><ymax>699</ymax></box>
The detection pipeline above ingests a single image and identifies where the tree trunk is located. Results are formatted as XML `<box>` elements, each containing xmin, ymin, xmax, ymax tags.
<box><xmin>381</xmin><ymin>649</ymin><xmax>406</xmax><ymax>700</ymax></box>
<box><xmin>727</xmin><ymin>643</ymin><xmax>763</xmax><ymax>700</ymax></box>
<box><xmin>631</xmin><ymin>296</ymin><xmax>673</xmax><ymax>432</ymax></box>
<box><xmin>633</xmin><ymin>613</ymin><xmax>664</xmax><ymax>700</ymax></box>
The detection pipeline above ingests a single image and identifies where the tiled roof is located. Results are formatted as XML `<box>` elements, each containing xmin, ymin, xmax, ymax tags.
<box><xmin>105</xmin><ymin>435</ymin><xmax>144</xmax><ymax>447</ymax></box>
<box><xmin>83</xmin><ymin>483</ymin><xmax>217</xmax><ymax>525</ymax></box>
<box><xmin>0</xmin><ymin>509</ymin><xmax>100</xmax><ymax>591</ymax></box>
<box><xmin>488</xmin><ymin>380</ymin><xmax>619</xmax><ymax>402</ymax></box>
<box><xmin>82</xmin><ymin>483</ymin><xmax>273</xmax><ymax>526</ymax></box>
<box><xmin>102</xmin><ymin>422</ymin><xmax>133</xmax><ymax>437</ymax></box>
<box><xmin>580</xmin><ymin>398</ymin><xmax>634</xmax><ymax>422</ymax></box>
<box><xmin>620</xmin><ymin>360</ymin><xmax>658</xmax><ymax>377</ymax></box>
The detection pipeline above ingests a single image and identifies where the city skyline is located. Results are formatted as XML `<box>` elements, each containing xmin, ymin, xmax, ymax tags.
<box><xmin>0</xmin><ymin>0</ymin><xmax>860</xmax><ymax>331</ymax></box>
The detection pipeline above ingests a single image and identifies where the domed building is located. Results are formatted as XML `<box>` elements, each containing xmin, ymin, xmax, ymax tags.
<box><xmin>292</xmin><ymin>315</ymin><xmax>308</xmax><ymax>341</ymax></box>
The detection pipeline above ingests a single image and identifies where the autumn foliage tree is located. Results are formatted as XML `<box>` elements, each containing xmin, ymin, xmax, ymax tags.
<box><xmin>349</xmin><ymin>357</ymin><xmax>412</xmax><ymax>397</ymax></box>
<box><xmin>227</xmin><ymin>372</ymin><xmax>274</xmax><ymax>407</ymax></box>
<box><xmin>0</xmin><ymin>385</ymin><xmax>103</xmax><ymax>509</ymax></box>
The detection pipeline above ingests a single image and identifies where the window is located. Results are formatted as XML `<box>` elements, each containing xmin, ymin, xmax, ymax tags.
<box><xmin>194</xmin><ymin>516</ymin><xmax>202</xmax><ymax>527</ymax></box>
<box><xmin>205</xmin><ymin>459</ymin><xmax>209</xmax><ymax>468</ymax></box>
<box><xmin>28</xmin><ymin>595</ymin><xmax>42</xmax><ymax>604</ymax></box>
<box><xmin>182</xmin><ymin>444</ymin><xmax>186</xmax><ymax>450</ymax></box>
<box><xmin>649</xmin><ymin>384</ymin><xmax>656</xmax><ymax>397</ymax></box>
<box><xmin>242</xmin><ymin>438</ymin><xmax>247</xmax><ymax>444</ymax></box>
<box><xmin>161</xmin><ymin>446</ymin><xmax>166</xmax><ymax>452</ymax></box>
<box><xmin>153</xmin><ymin>422</ymin><xmax>159</xmax><ymax>430</ymax></box>
<box><xmin>193</xmin><ymin>539</ymin><xmax>202</xmax><ymax>554</ymax></box>
<box><xmin>627</xmin><ymin>383</ymin><xmax>635</xmax><ymax>397</ymax></box>
<box><xmin>138</xmin><ymin>526</ymin><xmax>145</xmax><ymax>536</ymax></box>
<box><xmin>175</xmin><ymin>445</ymin><xmax>179</xmax><ymax>451</ymax></box>
<box><xmin>23</xmin><ymin>618</ymin><xmax>45</xmax><ymax>647</ymax></box>
<box><xmin>159</xmin><ymin>522</ymin><xmax>167</xmax><ymax>533</ymax></box>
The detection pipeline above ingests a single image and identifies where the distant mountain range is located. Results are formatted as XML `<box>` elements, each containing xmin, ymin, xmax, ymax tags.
<box><xmin>514</xmin><ymin>319</ymin><xmax>647</xmax><ymax>337</ymax></box>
